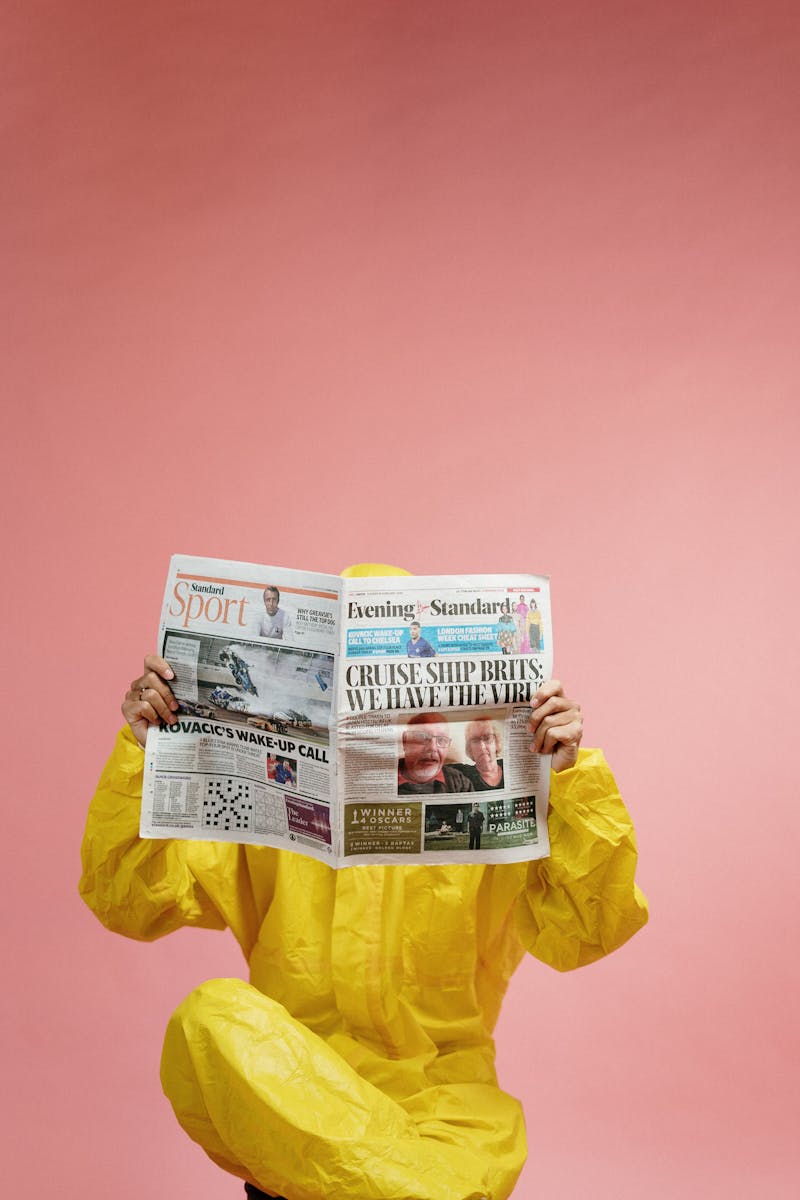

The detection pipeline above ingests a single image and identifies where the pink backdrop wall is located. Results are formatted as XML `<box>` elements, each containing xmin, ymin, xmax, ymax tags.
<box><xmin>3</xmin><ymin>3</ymin><xmax>798</xmax><ymax>1197</ymax></box>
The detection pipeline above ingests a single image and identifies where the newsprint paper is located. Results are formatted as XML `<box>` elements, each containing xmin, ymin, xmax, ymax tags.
<box><xmin>140</xmin><ymin>556</ymin><xmax>554</xmax><ymax>866</ymax></box>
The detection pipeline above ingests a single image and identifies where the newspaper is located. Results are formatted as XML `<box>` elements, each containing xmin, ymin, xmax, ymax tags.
<box><xmin>140</xmin><ymin>556</ymin><xmax>554</xmax><ymax>866</ymax></box>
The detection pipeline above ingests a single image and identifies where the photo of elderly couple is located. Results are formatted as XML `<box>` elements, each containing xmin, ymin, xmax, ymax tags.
<box><xmin>396</xmin><ymin>712</ymin><xmax>505</xmax><ymax>796</ymax></box>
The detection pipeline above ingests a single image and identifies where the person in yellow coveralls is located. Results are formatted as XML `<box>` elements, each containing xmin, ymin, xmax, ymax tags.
<box><xmin>79</xmin><ymin>563</ymin><xmax>648</xmax><ymax>1200</ymax></box>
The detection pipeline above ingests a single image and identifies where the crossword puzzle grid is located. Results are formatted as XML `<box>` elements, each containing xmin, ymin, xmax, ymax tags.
<box><xmin>203</xmin><ymin>778</ymin><xmax>253</xmax><ymax>830</ymax></box>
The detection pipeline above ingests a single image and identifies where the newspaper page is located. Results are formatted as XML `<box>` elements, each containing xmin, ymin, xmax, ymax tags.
<box><xmin>141</xmin><ymin>558</ymin><xmax>554</xmax><ymax>867</ymax></box>
<box><xmin>338</xmin><ymin>574</ymin><xmax>552</xmax><ymax>865</ymax></box>
<box><xmin>140</xmin><ymin>556</ymin><xmax>342</xmax><ymax>864</ymax></box>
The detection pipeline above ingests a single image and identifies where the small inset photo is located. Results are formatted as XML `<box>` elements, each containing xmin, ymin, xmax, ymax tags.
<box><xmin>266</xmin><ymin>754</ymin><xmax>297</xmax><ymax>788</ymax></box>
<box><xmin>423</xmin><ymin>801</ymin><xmax>487</xmax><ymax>851</ymax></box>
<box><xmin>508</xmin><ymin>593</ymin><xmax>544</xmax><ymax>654</ymax></box>
<box><xmin>396</xmin><ymin>712</ymin><xmax>505</xmax><ymax>796</ymax></box>
<box><xmin>285</xmin><ymin>796</ymin><xmax>332</xmax><ymax>846</ymax></box>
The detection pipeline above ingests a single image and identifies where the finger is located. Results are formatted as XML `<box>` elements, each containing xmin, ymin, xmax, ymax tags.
<box><xmin>530</xmin><ymin>709</ymin><xmax>583</xmax><ymax>754</ymax></box>
<box><xmin>122</xmin><ymin>697</ymin><xmax>163</xmax><ymax>729</ymax></box>
<box><xmin>530</xmin><ymin>679</ymin><xmax>565</xmax><ymax>709</ymax></box>
<box><xmin>136</xmin><ymin>686</ymin><xmax>178</xmax><ymax>724</ymax></box>
<box><xmin>529</xmin><ymin>692</ymin><xmax>575</xmax><ymax>724</ymax></box>
<box><xmin>140</xmin><ymin>669</ymin><xmax>179</xmax><ymax>710</ymax></box>
<box><xmin>130</xmin><ymin>670</ymin><xmax>178</xmax><ymax>711</ymax></box>
<box><xmin>540</xmin><ymin>717</ymin><xmax>583</xmax><ymax>757</ymax></box>
<box><xmin>528</xmin><ymin>695</ymin><xmax>579</xmax><ymax>734</ymax></box>
<box><xmin>532</xmin><ymin>706</ymin><xmax>582</xmax><ymax>739</ymax></box>
<box><xmin>134</xmin><ymin>701</ymin><xmax>166</xmax><ymax>737</ymax></box>
<box><xmin>143</xmin><ymin>654</ymin><xmax>175</xmax><ymax>681</ymax></box>
<box><xmin>124</xmin><ymin>683</ymin><xmax>176</xmax><ymax>725</ymax></box>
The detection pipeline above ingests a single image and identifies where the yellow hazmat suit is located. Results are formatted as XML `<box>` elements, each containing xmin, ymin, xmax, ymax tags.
<box><xmin>80</xmin><ymin>564</ymin><xmax>648</xmax><ymax>1200</ymax></box>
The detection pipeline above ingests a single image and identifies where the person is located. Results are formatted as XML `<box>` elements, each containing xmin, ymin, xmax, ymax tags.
<box><xmin>514</xmin><ymin>594</ymin><xmax>530</xmax><ymax>653</ymax></box>
<box><xmin>526</xmin><ymin>597</ymin><xmax>543</xmax><ymax>653</ymax></box>
<box><xmin>257</xmin><ymin>585</ymin><xmax>291</xmax><ymax>639</ymax></box>
<box><xmin>405</xmin><ymin>619</ymin><xmax>436</xmax><ymax>657</ymax></box>
<box><xmin>397</xmin><ymin>712</ymin><xmax>475</xmax><ymax>795</ymax></box>
<box><xmin>274</xmin><ymin>758</ymin><xmax>295</xmax><ymax>787</ymax></box>
<box><xmin>79</xmin><ymin>562</ymin><xmax>648</xmax><ymax>1200</ymax></box>
<box><xmin>496</xmin><ymin>608</ymin><xmax>516</xmax><ymax>654</ymax></box>
<box><xmin>467</xmin><ymin>800</ymin><xmax>485</xmax><ymax>850</ymax></box>
<box><xmin>458</xmin><ymin>719</ymin><xmax>504</xmax><ymax>790</ymax></box>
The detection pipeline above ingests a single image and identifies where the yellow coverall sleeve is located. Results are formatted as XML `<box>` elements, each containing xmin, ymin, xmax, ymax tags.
<box><xmin>79</xmin><ymin>726</ymin><xmax>257</xmax><ymax>946</ymax></box>
<box><xmin>515</xmin><ymin>747</ymin><xmax>649</xmax><ymax>971</ymax></box>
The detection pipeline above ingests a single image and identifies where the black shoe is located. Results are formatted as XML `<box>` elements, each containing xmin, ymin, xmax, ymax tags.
<box><xmin>244</xmin><ymin>1185</ymin><xmax>287</xmax><ymax>1200</ymax></box>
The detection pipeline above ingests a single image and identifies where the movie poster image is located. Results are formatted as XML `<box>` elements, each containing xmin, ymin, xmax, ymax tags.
<box><xmin>423</xmin><ymin>796</ymin><xmax>539</xmax><ymax>853</ymax></box>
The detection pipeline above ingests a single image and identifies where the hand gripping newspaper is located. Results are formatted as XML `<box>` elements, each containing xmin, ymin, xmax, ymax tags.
<box><xmin>140</xmin><ymin>556</ymin><xmax>554</xmax><ymax>866</ymax></box>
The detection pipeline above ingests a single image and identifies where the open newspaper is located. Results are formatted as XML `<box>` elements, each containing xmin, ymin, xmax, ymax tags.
<box><xmin>141</xmin><ymin>556</ymin><xmax>554</xmax><ymax>866</ymax></box>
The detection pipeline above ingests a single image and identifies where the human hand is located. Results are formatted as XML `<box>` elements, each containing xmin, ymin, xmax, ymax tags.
<box><xmin>122</xmin><ymin>654</ymin><xmax>179</xmax><ymax>748</ymax></box>
<box><xmin>528</xmin><ymin>680</ymin><xmax>583</xmax><ymax>773</ymax></box>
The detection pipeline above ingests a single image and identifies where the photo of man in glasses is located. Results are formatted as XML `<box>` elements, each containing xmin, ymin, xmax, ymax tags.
<box><xmin>397</xmin><ymin>713</ymin><xmax>475</xmax><ymax>795</ymax></box>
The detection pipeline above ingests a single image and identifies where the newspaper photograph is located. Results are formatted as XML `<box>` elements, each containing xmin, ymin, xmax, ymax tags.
<box><xmin>140</xmin><ymin>557</ymin><xmax>554</xmax><ymax>866</ymax></box>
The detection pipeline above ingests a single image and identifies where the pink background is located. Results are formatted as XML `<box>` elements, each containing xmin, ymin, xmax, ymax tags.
<box><xmin>3</xmin><ymin>3</ymin><xmax>799</xmax><ymax>1197</ymax></box>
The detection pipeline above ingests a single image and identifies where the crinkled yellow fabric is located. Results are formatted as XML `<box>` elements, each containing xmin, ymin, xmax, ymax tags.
<box><xmin>80</xmin><ymin>729</ymin><xmax>647</xmax><ymax>1200</ymax></box>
